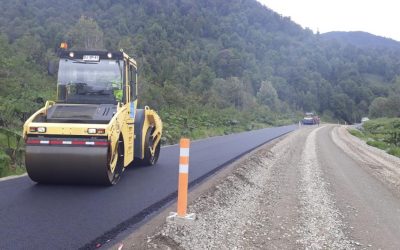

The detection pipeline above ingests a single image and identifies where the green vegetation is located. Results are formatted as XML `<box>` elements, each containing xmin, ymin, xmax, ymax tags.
<box><xmin>366</xmin><ymin>140</ymin><xmax>388</xmax><ymax>150</ymax></box>
<box><xmin>0</xmin><ymin>128</ymin><xmax>25</xmax><ymax>177</ymax></box>
<box><xmin>349</xmin><ymin>118</ymin><xmax>400</xmax><ymax>157</ymax></box>
<box><xmin>0</xmin><ymin>33</ymin><xmax>53</xmax><ymax>177</ymax></box>
<box><xmin>1</xmin><ymin>0</ymin><xmax>400</xmax><ymax>176</ymax></box>
<box><xmin>160</xmin><ymin>106</ymin><xmax>298</xmax><ymax>144</ymax></box>
<box><xmin>348</xmin><ymin>129</ymin><xmax>367</xmax><ymax>140</ymax></box>
<box><xmin>1</xmin><ymin>0</ymin><xmax>400</xmax><ymax>122</ymax></box>
<box><xmin>388</xmin><ymin>147</ymin><xmax>400</xmax><ymax>157</ymax></box>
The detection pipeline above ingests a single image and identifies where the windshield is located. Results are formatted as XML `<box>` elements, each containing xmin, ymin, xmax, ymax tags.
<box><xmin>57</xmin><ymin>59</ymin><xmax>123</xmax><ymax>104</ymax></box>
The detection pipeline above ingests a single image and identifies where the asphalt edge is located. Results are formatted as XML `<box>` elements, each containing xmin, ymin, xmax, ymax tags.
<box><xmin>0</xmin><ymin>173</ymin><xmax>27</xmax><ymax>182</ymax></box>
<box><xmin>80</xmin><ymin>128</ymin><xmax>295</xmax><ymax>250</ymax></box>
<box><xmin>0</xmin><ymin>125</ymin><xmax>295</xmax><ymax>182</ymax></box>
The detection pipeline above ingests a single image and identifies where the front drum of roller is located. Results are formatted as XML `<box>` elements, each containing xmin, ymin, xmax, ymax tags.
<box><xmin>25</xmin><ymin>145</ymin><xmax>113</xmax><ymax>185</ymax></box>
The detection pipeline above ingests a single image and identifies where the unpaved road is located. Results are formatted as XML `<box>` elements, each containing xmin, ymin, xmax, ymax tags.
<box><xmin>120</xmin><ymin>125</ymin><xmax>400</xmax><ymax>249</ymax></box>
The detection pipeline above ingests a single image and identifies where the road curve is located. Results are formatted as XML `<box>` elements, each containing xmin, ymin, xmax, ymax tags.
<box><xmin>0</xmin><ymin>125</ymin><xmax>295</xmax><ymax>250</ymax></box>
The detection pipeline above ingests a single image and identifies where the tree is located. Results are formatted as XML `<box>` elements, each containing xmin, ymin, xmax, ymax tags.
<box><xmin>118</xmin><ymin>36</ymin><xmax>135</xmax><ymax>56</ymax></box>
<box><xmin>1</xmin><ymin>0</ymin><xmax>400</xmax><ymax>124</ymax></box>
<box><xmin>14</xmin><ymin>34</ymin><xmax>44</xmax><ymax>64</ymax></box>
<box><xmin>67</xmin><ymin>16</ymin><xmax>104</xmax><ymax>50</ymax></box>
<box><xmin>209</xmin><ymin>77</ymin><xmax>247</xmax><ymax>109</ymax></box>
<box><xmin>385</xmin><ymin>94</ymin><xmax>400</xmax><ymax>117</ymax></box>
<box><xmin>256</xmin><ymin>80</ymin><xmax>278</xmax><ymax>110</ymax></box>
<box><xmin>369</xmin><ymin>97</ymin><xmax>388</xmax><ymax>118</ymax></box>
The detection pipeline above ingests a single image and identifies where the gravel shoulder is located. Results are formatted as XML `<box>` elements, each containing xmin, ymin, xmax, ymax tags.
<box><xmin>331</xmin><ymin>126</ymin><xmax>400</xmax><ymax>194</ymax></box>
<box><xmin>110</xmin><ymin>125</ymin><xmax>400</xmax><ymax>249</ymax></box>
<box><xmin>324</xmin><ymin>126</ymin><xmax>400</xmax><ymax>249</ymax></box>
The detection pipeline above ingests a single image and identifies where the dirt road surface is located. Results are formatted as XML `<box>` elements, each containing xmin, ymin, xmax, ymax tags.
<box><xmin>114</xmin><ymin>125</ymin><xmax>400</xmax><ymax>250</ymax></box>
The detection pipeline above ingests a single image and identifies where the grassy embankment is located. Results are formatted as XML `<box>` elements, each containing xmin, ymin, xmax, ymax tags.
<box><xmin>160</xmin><ymin>106</ymin><xmax>297</xmax><ymax>145</ymax></box>
<box><xmin>0</xmin><ymin>128</ymin><xmax>25</xmax><ymax>177</ymax></box>
<box><xmin>348</xmin><ymin>118</ymin><xmax>400</xmax><ymax>157</ymax></box>
<box><xmin>0</xmin><ymin>107</ymin><xmax>298</xmax><ymax>178</ymax></box>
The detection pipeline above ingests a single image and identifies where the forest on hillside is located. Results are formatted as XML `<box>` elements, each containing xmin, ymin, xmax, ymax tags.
<box><xmin>1</xmin><ymin>0</ymin><xmax>400</xmax><ymax>173</ymax></box>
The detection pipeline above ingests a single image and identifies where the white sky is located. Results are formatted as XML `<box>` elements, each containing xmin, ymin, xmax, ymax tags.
<box><xmin>257</xmin><ymin>0</ymin><xmax>400</xmax><ymax>41</ymax></box>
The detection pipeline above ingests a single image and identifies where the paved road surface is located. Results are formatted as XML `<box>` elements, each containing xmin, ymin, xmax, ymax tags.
<box><xmin>0</xmin><ymin>125</ymin><xmax>295</xmax><ymax>250</ymax></box>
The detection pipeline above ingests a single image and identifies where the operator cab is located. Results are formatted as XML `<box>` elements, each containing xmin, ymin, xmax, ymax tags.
<box><xmin>44</xmin><ymin>46</ymin><xmax>138</xmax><ymax>124</ymax></box>
<box><xmin>57</xmin><ymin>50</ymin><xmax>125</xmax><ymax>105</ymax></box>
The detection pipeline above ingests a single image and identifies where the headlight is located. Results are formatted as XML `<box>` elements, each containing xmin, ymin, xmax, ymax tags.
<box><xmin>37</xmin><ymin>127</ymin><xmax>46</xmax><ymax>133</ymax></box>
<box><xmin>87</xmin><ymin>128</ymin><xmax>106</xmax><ymax>134</ymax></box>
<box><xmin>87</xmin><ymin>128</ymin><xmax>97</xmax><ymax>134</ymax></box>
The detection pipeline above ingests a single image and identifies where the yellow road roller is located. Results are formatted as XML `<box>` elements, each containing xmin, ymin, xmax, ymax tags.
<box><xmin>23</xmin><ymin>47</ymin><xmax>162</xmax><ymax>185</ymax></box>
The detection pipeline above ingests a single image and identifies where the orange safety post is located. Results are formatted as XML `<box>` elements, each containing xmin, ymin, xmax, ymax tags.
<box><xmin>177</xmin><ymin>138</ymin><xmax>190</xmax><ymax>217</ymax></box>
<box><xmin>167</xmin><ymin>138</ymin><xmax>196</xmax><ymax>223</ymax></box>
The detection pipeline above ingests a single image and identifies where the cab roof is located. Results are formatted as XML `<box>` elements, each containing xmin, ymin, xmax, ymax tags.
<box><xmin>59</xmin><ymin>50</ymin><xmax>123</xmax><ymax>60</ymax></box>
<box><xmin>58</xmin><ymin>50</ymin><xmax>137</xmax><ymax>66</ymax></box>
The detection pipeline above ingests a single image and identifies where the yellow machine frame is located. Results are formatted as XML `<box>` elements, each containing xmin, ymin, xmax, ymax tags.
<box><xmin>23</xmin><ymin>50</ymin><xmax>162</xmax><ymax>180</ymax></box>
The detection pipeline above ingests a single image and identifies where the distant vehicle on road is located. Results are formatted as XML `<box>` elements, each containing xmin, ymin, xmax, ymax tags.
<box><xmin>302</xmin><ymin>112</ymin><xmax>320</xmax><ymax>125</ymax></box>
<box><xmin>302</xmin><ymin>117</ymin><xmax>315</xmax><ymax>125</ymax></box>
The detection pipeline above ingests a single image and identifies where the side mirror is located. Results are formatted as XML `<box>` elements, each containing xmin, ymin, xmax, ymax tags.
<box><xmin>47</xmin><ymin>60</ymin><xmax>58</xmax><ymax>76</ymax></box>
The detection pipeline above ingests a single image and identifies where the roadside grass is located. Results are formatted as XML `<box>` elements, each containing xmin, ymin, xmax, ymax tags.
<box><xmin>0</xmin><ymin>130</ymin><xmax>25</xmax><ymax>178</ymax></box>
<box><xmin>348</xmin><ymin>129</ymin><xmax>367</xmax><ymax>140</ymax></box>
<box><xmin>0</xmin><ymin>107</ymin><xmax>298</xmax><ymax>178</ymax></box>
<box><xmin>348</xmin><ymin>117</ymin><xmax>400</xmax><ymax>158</ymax></box>
<box><xmin>388</xmin><ymin>147</ymin><xmax>400</xmax><ymax>157</ymax></box>
<box><xmin>159</xmin><ymin>106</ymin><xmax>298</xmax><ymax>145</ymax></box>
<box><xmin>0</xmin><ymin>147</ymin><xmax>26</xmax><ymax>178</ymax></box>
<box><xmin>366</xmin><ymin>140</ymin><xmax>388</xmax><ymax>150</ymax></box>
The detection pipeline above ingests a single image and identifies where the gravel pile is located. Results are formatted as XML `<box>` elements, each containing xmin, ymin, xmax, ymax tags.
<box><xmin>144</xmin><ymin>132</ymin><xmax>297</xmax><ymax>249</ymax></box>
<box><xmin>297</xmin><ymin>127</ymin><xmax>352</xmax><ymax>249</ymax></box>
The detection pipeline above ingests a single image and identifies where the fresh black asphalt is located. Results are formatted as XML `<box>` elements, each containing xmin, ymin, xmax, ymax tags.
<box><xmin>0</xmin><ymin>125</ymin><xmax>296</xmax><ymax>249</ymax></box>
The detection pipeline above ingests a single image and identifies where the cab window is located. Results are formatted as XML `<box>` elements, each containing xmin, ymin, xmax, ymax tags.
<box><xmin>129</xmin><ymin>64</ymin><xmax>137</xmax><ymax>101</ymax></box>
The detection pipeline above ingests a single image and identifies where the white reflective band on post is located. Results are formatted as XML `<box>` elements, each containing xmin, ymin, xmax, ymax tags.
<box><xmin>62</xmin><ymin>141</ymin><xmax>72</xmax><ymax>145</ymax></box>
<box><xmin>85</xmin><ymin>141</ymin><xmax>95</xmax><ymax>145</ymax></box>
<box><xmin>40</xmin><ymin>140</ymin><xmax>49</xmax><ymax>144</ymax></box>
<box><xmin>180</xmin><ymin>148</ymin><xmax>189</xmax><ymax>157</ymax></box>
<box><xmin>179</xmin><ymin>164</ymin><xmax>189</xmax><ymax>173</ymax></box>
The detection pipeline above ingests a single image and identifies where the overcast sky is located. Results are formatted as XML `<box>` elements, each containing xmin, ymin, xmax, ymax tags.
<box><xmin>257</xmin><ymin>0</ymin><xmax>400</xmax><ymax>41</ymax></box>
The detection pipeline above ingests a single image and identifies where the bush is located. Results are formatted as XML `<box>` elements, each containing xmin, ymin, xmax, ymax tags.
<box><xmin>387</xmin><ymin>147</ymin><xmax>400</xmax><ymax>157</ymax></box>
<box><xmin>348</xmin><ymin>129</ymin><xmax>365</xmax><ymax>139</ymax></box>
<box><xmin>366</xmin><ymin>140</ymin><xmax>388</xmax><ymax>150</ymax></box>
<box><xmin>355</xmin><ymin>118</ymin><xmax>400</xmax><ymax>158</ymax></box>
<box><xmin>0</xmin><ymin>150</ymin><xmax>11</xmax><ymax>177</ymax></box>
<box><xmin>158</xmin><ymin>105</ymin><xmax>296</xmax><ymax>145</ymax></box>
<box><xmin>363</xmin><ymin>118</ymin><xmax>400</xmax><ymax>133</ymax></box>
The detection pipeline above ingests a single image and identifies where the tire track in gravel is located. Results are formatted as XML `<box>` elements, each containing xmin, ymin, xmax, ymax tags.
<box><xmin>297</xmin><ymin>126</ymin><xmax>352</xmax><ymax>249</ymax></box>
<box><xmin>237</xmin><ymin>127</ymin><xmax>306</xmax><ymax>250</ymax></box>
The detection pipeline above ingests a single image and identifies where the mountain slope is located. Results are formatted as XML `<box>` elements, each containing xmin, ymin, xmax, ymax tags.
<box><xmin>0</xmin><ymin>0</ymin><xmax>399</xmax><ymax>126</ymax></box>
<box><xmin>321</xmin><ymin>31</ymin><xmax>400</xmax><ymax>50</ymax></box>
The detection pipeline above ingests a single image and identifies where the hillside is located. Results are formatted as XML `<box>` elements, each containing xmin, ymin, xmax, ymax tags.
<box><xmin>1</xmin><ymin>0</ymin><xmax>399</xmax><ymax>121</ymax></box>
<box><xmin>321</xmin><ymin>31</ymin><xmax>400</xmax><ymax>50</ymax></box>
<box><xmin>1</xmin><ymin>0</ymin><xmax>400</xmax><ymax>174</ymax></box>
